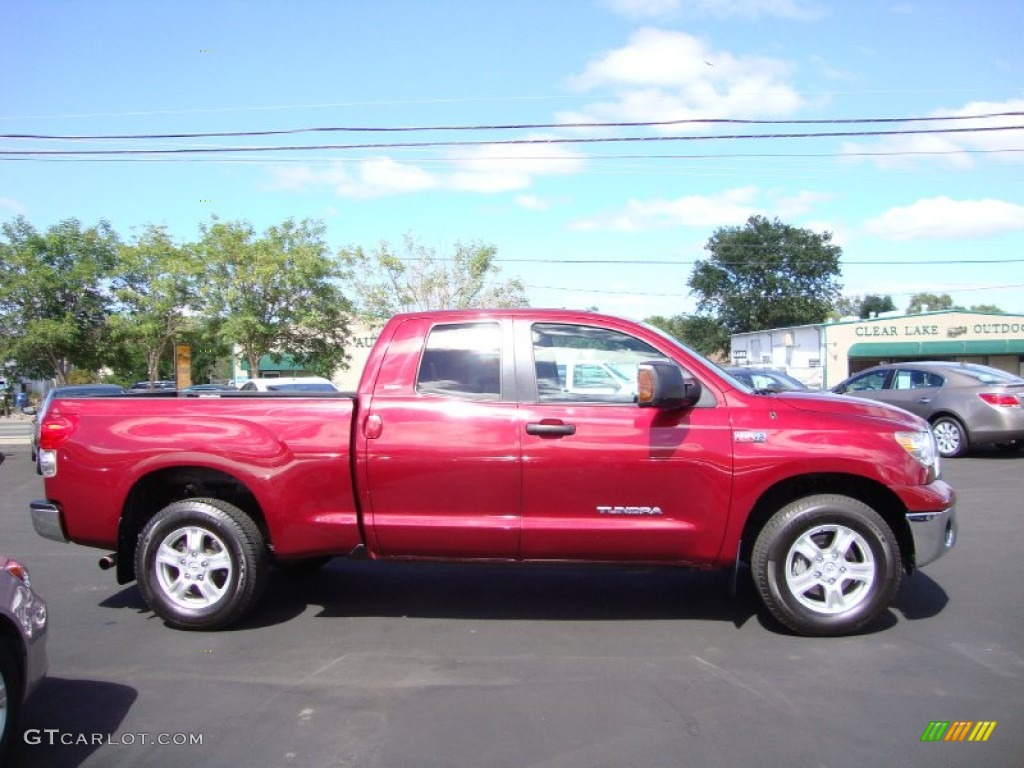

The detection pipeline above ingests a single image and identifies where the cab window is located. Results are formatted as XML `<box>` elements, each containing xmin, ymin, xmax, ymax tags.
<box><xmin>416</xmin><ymin>323</ymin><xmax>502</xmax><ymax>400</ymax></box>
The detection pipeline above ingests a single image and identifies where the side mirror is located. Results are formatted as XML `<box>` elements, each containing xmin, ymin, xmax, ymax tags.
<box><xmin>21</xmin><ymin>405</ymin><xmax>38</xmax><ymax>416</ymax></box>
<box><xmin>637</xmin><ymin>361</ymin><xmax>701</xmax><ymax>409</ymax></box>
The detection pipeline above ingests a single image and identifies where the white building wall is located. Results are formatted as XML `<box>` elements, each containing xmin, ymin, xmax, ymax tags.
<box><xmin>729</xmin><ymin>325</ymin><xmax>825</xmax><ymax>388</ymax></box>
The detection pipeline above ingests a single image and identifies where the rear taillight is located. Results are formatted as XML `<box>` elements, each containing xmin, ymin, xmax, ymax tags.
<box><xmin>978</xmin><ymin>392</ymin><xmax>1020</xmax><ymax>408</ymax></box>
<box><xmin>39</xmin><ymin>413</ymin><xmax>79</xmax><ymax>450</ymax></box>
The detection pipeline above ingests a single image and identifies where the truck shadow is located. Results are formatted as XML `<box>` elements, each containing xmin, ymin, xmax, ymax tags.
<box><xmin>9</xmin><ymin>678</ymin><xmax>137</xmax><ymax>768</ymax></box>
<box><xmin>260</xmin><ymin>560</ymin><xmax>756</xmax><ymax>625</ymax></box>
<box><xmin>891</xmin><ymin>570</ymin><xmax>949</xmax><ymax>620</ymax></box>
<box><xmin>97</xmin><ymin>559</ymin><xmax>949</xmax><ymax>635</ymax></box>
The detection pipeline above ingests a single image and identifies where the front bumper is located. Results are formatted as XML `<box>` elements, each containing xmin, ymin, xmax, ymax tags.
<box><xmin>30</xmin><ymin>500</ymin><xmax>68</xmax><ymax>543</ymax></box>
<box><xmin>895</xmin><ymin>479</ymin><xmax>957</xmax><ymax>569</ymax></box>
<box><xmin>906</xmin><ymin>506</ymin><xmax>957</xmax><ymax>568</ymax></box>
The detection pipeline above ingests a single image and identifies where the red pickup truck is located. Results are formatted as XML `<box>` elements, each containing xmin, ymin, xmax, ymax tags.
<box><xmin>30</xmin><ymin>309</ymin><xmax>956</xmax><ymax>636</ymax></box>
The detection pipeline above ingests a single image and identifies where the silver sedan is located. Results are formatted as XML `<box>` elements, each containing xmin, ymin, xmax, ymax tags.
<box><xmin>832</xmin><ymin>361</ymin><xmax>1024</xmax><ymax>458</ymax></box>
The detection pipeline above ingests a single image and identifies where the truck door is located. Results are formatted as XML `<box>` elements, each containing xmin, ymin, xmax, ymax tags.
<box><xmin>516</xmin><ymin>320</ymin><xmax>733</xmax><ymax>563</ymax></box>
<box><xmin>359</xmin><ymin>318</ymin><xmax>521</xmax><ymax>559</ymax></box>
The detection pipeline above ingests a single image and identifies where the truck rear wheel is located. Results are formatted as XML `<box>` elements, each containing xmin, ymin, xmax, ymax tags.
<box><xmin>752</xmin><ymin>494</ymin><xmax>901</xmax><ymax>636</ymax></box>
<box><xmin>135</xmin><ymin>498</ymin><xmax>268</xmax><ymax>630</ymax></box>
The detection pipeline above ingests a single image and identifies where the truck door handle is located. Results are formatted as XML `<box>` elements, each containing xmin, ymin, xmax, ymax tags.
<box><xmin>526</xmin><ymin>421</ymin><xmax>576</xmax><ymax>437</ymax></box>
<box><xmin>916</xmin><ymin>397</ymin><xmax>932</xmax><ymax>403</ymax></box>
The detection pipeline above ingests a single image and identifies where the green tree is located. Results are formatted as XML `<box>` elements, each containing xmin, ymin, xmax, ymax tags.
<box><xmin>832</xmin><ymin>293</ymin><xmax>896</xmax><ymax>319</ymax></box>
<box><xmin>832</xmin><ymin>295</ymin><xmax>863</xmax><ymax>319</ymax></box>
<box><xmin>110</xmin><ymin>225</ymin><xmax>200</xmax><ymax>385</ymax></box>
<box><xmin>339</xmin><ymin>234</ymin><xmax>528</xmax><ymax>322</ymax></box>
<box><xmin>905</xmin><ymin>292</ymin><xmax>959</xmax><ymax>314</ymax></box>
<box><xmin>859</xmin><ymin>294</ymin><xmax>897</xmax><ymax>318</ymax></box>
<box><xmin>645</xmin><ymin>314</ymin><xmax>730</xmax><ymax>358</ymax></box>
<box><xmin>969</xmin><ymin>304</ymin><xmax>1003</xmax><ymax>313</ymax></box>
<box><xmin>196</xmin><ymin>217</ymin><xmax>352</xmax><ymax>378</ymax></box>
<box><xmin>688</xmin><ymin>216</ymin><xmax>842</xmax><ymax>336</ymax></box>
<box><xmin>0</xmin><ymin>216</ymin><xmax>119</xmax><ymax>383</ymax></box>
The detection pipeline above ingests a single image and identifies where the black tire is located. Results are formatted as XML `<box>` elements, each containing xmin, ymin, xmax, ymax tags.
<box><xmin>0</xmin><ymin>641</ymin><xmax>22</xmax><ymax>764</ymax></box>
<box><xmin>931</xmin><ymin>415</ymin><xmax>969</xmax><ymax>458</ymax></box>
<box><xmin>752</xmin><ymin>494</ymin><xmax>902</xmax><ymax>637</ymax></box>
<box><xmin>135</xmin><ymin>498</ymin><xmax>268</xmax><ymax>630</ymax></box>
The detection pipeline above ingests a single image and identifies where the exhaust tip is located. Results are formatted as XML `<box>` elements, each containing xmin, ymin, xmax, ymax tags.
<box><xmin>98</xmin><ymin>554</ymin><xmax>117</xmax><ymax>570</ymax></box>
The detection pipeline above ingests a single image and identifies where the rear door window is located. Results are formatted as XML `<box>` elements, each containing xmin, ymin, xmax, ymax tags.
<box><xmin>416</xmin><ymin>323</ymin><xmax>502</xmax><ymax>400</ymax></box>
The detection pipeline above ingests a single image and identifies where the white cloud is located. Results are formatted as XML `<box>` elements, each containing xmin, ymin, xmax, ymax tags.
<box><xmin>570</xmin><ymin>186</ymin><xmax>761</xmax><ymax>231</ymax></box>
<box><xmin>801</xmin><ymin>219</ymin><xmax>847</xmax><ymax>247</ymax></box>
<box><xmin>0</xmin><ymin>197</ymin><xmax>28</xmax><ymax>216</ymax></box>
<box><xmin>771</xmin><ymin>190</ymin><xmax>833</xmax><ymax>218</ymax></box>
<box><xmin>267</xmin><ymin>141</ymin><xmax>585</xmax><ymax>199</ymax></box>
<box><xmin>864</xmin><ymin>197</ymin><xmax>1024</xmax><ymax>241</ymax></box>
<box><xmin>840</xmin><ymin>98</ymin><xmax>1024</xmax><ymax>168</ymax></box>
<box><xmin>447</xmin><ymin>139</ymin><xmax>586</xmax><ymax>193</ymax></box>
<box><xmin>602</xmin><ymin>0</ymin><xmax>682</xmax><ymax>18</ymax></box>
<box><xmin>268</xmin><ymin>159</ymin><xmax>437</xmax><ymax>199</ymax></box>
<box><xmin>516</xmin><ymin>195</ymin><xmax>553</xmax><ymax>211</ymax></box>
<box><xmin>602</xmin><ymin>0</ymin><xmax>823</xmax><ymax>19</ymax></box>
<box><xmin>562</xmin><ymin>29</ymin><xmax>804</xmax><ymax>126</ymax></box>
<box><xmin>569</xmin><ymin>185</ymin><xmax>837</xmax><ymax>232</ymax></box>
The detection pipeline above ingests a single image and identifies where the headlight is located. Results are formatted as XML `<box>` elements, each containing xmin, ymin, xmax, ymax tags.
<box><xmin>4</xmin><ymin>559</ymin><xmax>31</xmax><ymax>589</ymax></box>
<box><xmin>895</xmin><ymin>430</ymin><xmax>940</xmax><ymax>476</ymax></box>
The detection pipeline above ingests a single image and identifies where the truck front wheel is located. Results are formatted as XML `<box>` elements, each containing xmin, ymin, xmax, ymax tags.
<box><xmin>752</xmin><ymin>495</ymin><xmax>901</xmax><ymax>636</ymax></box>
<box><xmin>135</xmin><ymin>499</ymin><xmax>268</xmax><ymax>630</ymax></box>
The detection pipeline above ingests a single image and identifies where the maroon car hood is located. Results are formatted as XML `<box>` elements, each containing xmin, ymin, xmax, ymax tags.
<box><xmin>772</xmin><ymin>390</ymin><xmax>926</xmax><ymax>430</ymax></box>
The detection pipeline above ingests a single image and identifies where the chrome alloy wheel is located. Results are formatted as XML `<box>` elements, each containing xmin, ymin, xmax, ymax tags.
<box><xmin>154</xmin><ymin>526</ymin><xmax>234</xmax><ymax>610</ymax></box>
<box><xmin>783</xmin><ymin>524</ymin><xmax>876</xmax><ymax>615</ymax></box>
<box><xmin>932</xmin><ymin>420</ymin><xmax>963</xmax><ymax>457</ymax></box>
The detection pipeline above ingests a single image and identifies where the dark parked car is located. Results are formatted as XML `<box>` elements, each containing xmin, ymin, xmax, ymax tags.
<box><xmin>130</xmin><ymin>380</ymin><xmax>176</xmax><ymax>391</ymax></box>
<box><xmin>832</xmin><ymin>362</ymin><xmax>1024</xmax><ymax>457</ymax></box>
<box><xmin>724</xmin><ymin>367</ymin><xmax>809</xmax><ymax>392</ymax></box>
<box><xmin>28</xmin><ymin>384</ymin><xmax>127</xmax><ymax>463</ymax></box>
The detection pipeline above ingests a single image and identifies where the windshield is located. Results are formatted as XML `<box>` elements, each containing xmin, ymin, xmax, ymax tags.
<box><xmin>639</xmin><ymin>321</ymin><xmax>753</xmax><ymax>391</ymax></box>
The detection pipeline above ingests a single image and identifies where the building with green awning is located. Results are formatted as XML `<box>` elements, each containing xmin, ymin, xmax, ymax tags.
<box><xmin>730</xmin><ymin>311</ymin><xmax>1024</xmax><ymax>388</ymax></box>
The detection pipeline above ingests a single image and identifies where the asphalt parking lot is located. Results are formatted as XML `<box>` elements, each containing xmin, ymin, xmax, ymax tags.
<box><xmin>2</xmin><ymin>441</ymin><xmax>1022</xmax><ymax>768</ymax></box>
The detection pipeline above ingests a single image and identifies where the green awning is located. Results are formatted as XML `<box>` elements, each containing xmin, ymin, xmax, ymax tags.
<box><xmin>849</xmin><ymin>340</ymin><xmax>1024</xmax><ymax>358</ymax></box>
<box><xmin>848</xmin><ymin>342</ymin><xmax>921</xmax><ymax>357</ymax></box>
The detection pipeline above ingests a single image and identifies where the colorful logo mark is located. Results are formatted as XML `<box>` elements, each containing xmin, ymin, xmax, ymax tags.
<box><xmin>921</xmin><ymin>721</ymin><xmax>997</xmax><ymax>742</ymax></box>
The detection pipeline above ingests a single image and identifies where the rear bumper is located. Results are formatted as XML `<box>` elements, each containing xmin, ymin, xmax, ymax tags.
<box><xmin>30</xmin><ymin>500</ymin><xmax>68</xmax><ymax>543</ymax></box>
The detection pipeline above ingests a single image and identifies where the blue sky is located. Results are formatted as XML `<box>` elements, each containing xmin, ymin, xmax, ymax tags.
<box><xmin>2</xmin><ymin>0</ymin><xmax>1023</xmax><ymax>319</ymax></box>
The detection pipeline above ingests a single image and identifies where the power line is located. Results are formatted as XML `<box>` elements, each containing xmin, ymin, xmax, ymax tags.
<box><xmin>6</xmin><ymin>111</ymin><xmax>1023</xmax><ymax>141</ymax></box>
<box><xmin>525</xmin><ymin>282</ymin><xmax>1024</xmax><ymax>299</ymax></box>
<box><xmin>3</xmin><ymin>124</ymin><xmax>1023</xmax><ymax>157</ymax></box>
<box><xmin>493</xmin><ymin>257</ymin><xmax>1024</xmax><ymax>266</ymax></box>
